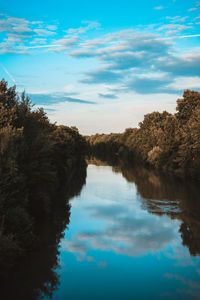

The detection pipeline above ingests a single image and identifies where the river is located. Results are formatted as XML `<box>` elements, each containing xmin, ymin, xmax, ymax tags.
<box><xmin>3</xmin><ymin>161</ymin><xmax>200</xmax><ymax>299</ymax></box>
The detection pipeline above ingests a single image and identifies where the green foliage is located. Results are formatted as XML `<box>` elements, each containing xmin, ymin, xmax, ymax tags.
<box><xmin>0</xmin><ymin>79</ymin><xmax>87</xmax><ymax>269</ymax></box>
<box><xmin>87</xmin><ymin>90</ymin><xmax>200</xmax><ymax>179</ymax></box>
<box><xmin>176</xmin><ymin>90</ymin><xmax>200</xmax><ymax>125</ymax></box>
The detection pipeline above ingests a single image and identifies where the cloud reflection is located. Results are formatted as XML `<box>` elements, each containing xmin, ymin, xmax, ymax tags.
<box><xmin>61</xmin><ymin>165</ymin><xmax>180</xmax><ymax>260</ymax></box>
<box><xmin>75</xmin><ymin>207</ymin><xmax>179</xmax><ymax>257</ymax></box>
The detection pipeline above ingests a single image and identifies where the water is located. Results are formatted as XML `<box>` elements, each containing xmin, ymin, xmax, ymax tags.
<box><xmin>4</xmin><ymin>162</ymin><xmax>200</xmax><ymax>299</ymax></box>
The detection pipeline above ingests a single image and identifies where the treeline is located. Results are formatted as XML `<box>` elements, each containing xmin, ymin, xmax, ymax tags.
<box><xmin>0</xmin><ymin>79</ymin><xmax>87</xmax><ymax>269</ymax></box>
<box><xmin>87</xmin><ymin>90</ymin><xmax>200</xmax><ymax>179</ymax></box>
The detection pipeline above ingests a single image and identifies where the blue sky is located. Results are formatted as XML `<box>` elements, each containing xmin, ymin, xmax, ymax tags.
<box><xmin>1</xmin><ymin>0</ymin><xmax>200</xmax><ymax>134</ymax></box>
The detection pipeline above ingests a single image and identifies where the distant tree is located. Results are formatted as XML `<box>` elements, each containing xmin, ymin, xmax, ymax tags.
<box><xmin>87</xmin><ymin>90</ymin><xmax>200</xmax><ymax>178</ymax></box>
<box><xmin>176</xmin><ymin>90</ymin><xmax>200</xmax><ymax>125</ymax></box>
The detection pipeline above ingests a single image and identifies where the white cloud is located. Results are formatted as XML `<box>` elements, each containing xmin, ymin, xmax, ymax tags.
<box><xmin>46</xmin><ymin>25</ymin><xmax>57</xmax><ymax>30</ymax></box>
<box><xmin>1</xmin><ymin>64</ymin><xmax>17</xmax><ymax>84</ymax></box>
<box><xmin>166</xmin><ymin>76</ymin><xmax>200</xmax><ymax>90</ymax></box>
<box><xmin>27</xmin><ymin>44</ymin><xmax>62</xmax><ymax>49</ymax></box>
<box><xmin>189</xmin><ymin>7</ymin><xmax>198</xmax><ymax>12</ymax></box>
<box><xmin>166</xmin><ymin>16</ymin><xmax>189</xmax><ymax>23</ymax></box>
<box><xmin>55</xmin><ymin>37</ymin><xmax>78</xmax><ymax>45</ymax></box>
<box><xmin>0</xmin><ymin>14</ymin><xmax>57</xmax><ymax>54</ymax></box>
<box><xmin>30</xmin><ymin>38</ymin><xmax>47</xmax><ymax>44</ymax></box>
<box><xmin>33</xmin><ymin>28</ymin><xmax>56</xmax><ymax>36</ymax></box>
<box><xmin>154</xmin><ymin>6</ymin><xmax>164</xmax><ymax>10</ymax></box>
<box><xmin>194</xmin><ymin>15</ymin><xmax>200</xmax><ymax>20</ymax></box>
<box><xmin>157</xmin><ymin>24</ymin><xmax>192</xmax><ymax>36</ymax></box>
<box><xmin>65</xmin><ymin>21</ymin><xmax>100</xmax><ymax>35</ymax></box>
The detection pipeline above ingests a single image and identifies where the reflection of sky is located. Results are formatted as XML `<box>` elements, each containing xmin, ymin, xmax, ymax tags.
<box><xmin>50</xmin><ymin>165</ymin><xmax>200</xmax><ymax>300</ymax></box>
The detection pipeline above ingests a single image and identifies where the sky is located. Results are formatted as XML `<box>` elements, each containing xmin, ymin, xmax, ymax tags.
<box><xmin>0</xmin><ymin>0</ymin><xmax>200</xmax><ymax>134</ymax></box>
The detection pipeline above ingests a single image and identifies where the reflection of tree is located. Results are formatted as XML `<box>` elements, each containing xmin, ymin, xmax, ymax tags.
<box><xmin>0</xmin><ymin>161</ymin><xmax>87</xmax><ymax>300</ymax></box>
<box><xmin>120</xmin><ymin>165</ymin><xmax>200</xmax><ymax>256</ymax></box>
<box><xmin>88</xmin><ymin>156</ymin><xmax>200</xmax><ymax>256</ymax></box>
<box><xmin>179</xmin><ymin>191</ymin><xmax>200</xmax><ymax>257</ymax></box>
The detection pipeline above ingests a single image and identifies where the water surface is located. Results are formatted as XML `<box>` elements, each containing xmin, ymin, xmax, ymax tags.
<box><xmin>3</xmin><ymin>162</ymin><xmax>200</xmax><ymax>300</ymax></box>
<box><xmin>46</xmin><ymin>163</ymin><xmax>200</xmax><ymax>300</ymax></box>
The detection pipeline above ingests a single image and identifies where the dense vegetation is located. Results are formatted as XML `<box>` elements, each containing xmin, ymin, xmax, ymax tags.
<box><xmin>87</xmin><ymin>90</ymin><xmax>200</xmax><ymax>179</ymax></box>
<box><xmin>0</xmin><ymin>79</ymin><xmax>87</xmax><ymax>270</ymax></box>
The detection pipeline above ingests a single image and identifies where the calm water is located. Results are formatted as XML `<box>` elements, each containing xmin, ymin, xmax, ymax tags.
<box><xmin>47</xmin><ymin>163</ymin><xmax>200</xmax><ymax>300</ymax></box>
<box><xmin>4</xmin><ymin>162</ymin><xmax>200</xmax><ymax>299</ymax></box>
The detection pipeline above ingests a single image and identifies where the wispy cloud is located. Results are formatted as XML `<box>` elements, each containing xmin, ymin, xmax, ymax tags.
<box><xmin>1</xmin><ymin>8</ymin><xmax>200</xmax><ymax>97</ymax></box>
<box><xmin>189</xmin><ymin>7</ymin><xmax>198</xmax><ymax>12</ymax></box>
<box><xmin>194</xmin><ymin>15</ymin><xmax>200</xmax><ymax>20</ymax></box>
<box><xmin>189</xmin><ymin>1</ymin><xmax>200</xmax><ymax>12</ymax></box>
<box><xmin>46</xmin><ymin>25</ymin><xmax>57</xmax><ymax>31</ymax></box>
<box><xmin>33</xmin><ymin>28</ymin><xmax>56</xmax><ymax>36</ymax></box>
<box><xmin>158</xmin><ymin>33</ymin><xmax>200</xmax><ymax>39</ymax></box>
<box><xmin>0</xmin><ymin>14</ymin><xmax>57</xmax><ymax>54</ymax></box>
<box><xmin>65</xmin><ymin>20</ymin><xmax>100</xmax><ymax>35</ymax></box>
<box><xmin>166</xmin><ymin>16</ymin><xmax>189</xmax><ymax>23</ymax></box>
<box><xmin>47</xmin><ymin>37</ymin><xmax>79</xmax><ymax>52</ymax></box>
<box><xmin>1</xmin><ymin>64</ymin><xmax>17</xmax><ymax>84</ymax></box>
<box><xmin>27</xmin><ymin>44</ymin><xmax>62</xmax><ymax>49</ymax></box>
<box><xmin>154</xmin><ymin>6</ymin><xmax>165</xmax><ymax>10</ymax></box>
<box><xmin>157</xmin><ymin>24</ymin><xmax>192</xmax><ymax>36</ymax></box>
<box><xmin>0</xmin><ymin>14</ymin><xmax>101</xmax><ymax>55</ymax></box>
